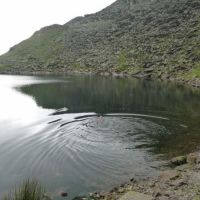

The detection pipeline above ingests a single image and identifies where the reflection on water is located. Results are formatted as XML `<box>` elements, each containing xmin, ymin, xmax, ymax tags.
<box><xmin>20</xmin><ymin>75</ymin><xmax>200</xmax><ymax>156</ymax></box>
<box><xmin>0</xmin><ymin>74</ymin><xmax>200</xmax><ymax>199</ymax></box>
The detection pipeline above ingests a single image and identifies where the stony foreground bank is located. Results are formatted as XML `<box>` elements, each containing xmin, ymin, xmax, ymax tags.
<box><xmin>77</xmin><ymin>152</ymin><xmax>200</xmax><ymax>200</ymax></box>
<box><xmin>4</xmin><ymin>153</ymin><xmax>200</xmax><ymax>200</ymax></box>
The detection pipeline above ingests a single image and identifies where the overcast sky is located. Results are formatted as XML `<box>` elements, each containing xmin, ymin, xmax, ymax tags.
<box><xmin>0</xmin><ymin>0</ymin><xmax>116</xmax><ymax>55</ymax></box>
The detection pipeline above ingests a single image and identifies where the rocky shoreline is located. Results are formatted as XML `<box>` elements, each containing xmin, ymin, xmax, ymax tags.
<box><xmin>1</xmin><ymin>0</ymin><xmax>200</xmax><ymax>89</ymax></box>
<box><xmin>1</xmin><ymin>69</ymin><xmax>200</xmax><ymax>89</ymax></box>
<box><xmin>71</xmin><ymin>152</ymin><xmax>200</xmax><ymax>200</ymax></box>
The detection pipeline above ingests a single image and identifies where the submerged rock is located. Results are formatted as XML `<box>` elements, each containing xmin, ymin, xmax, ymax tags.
<box><xmin>60</xmin><ymin>192</ymin><xmax>68</xmax><ymax>197</ymax></box>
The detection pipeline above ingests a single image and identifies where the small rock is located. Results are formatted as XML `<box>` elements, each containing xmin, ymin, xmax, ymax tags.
<box><xmin>144</xmin><ymin>68</ymin><xmax>154</xmax><ymax>73</ymax></box>
<box><xmin>110</xmin><ymin>187</ymin><xmax>118</xmax><ymax>193</ymax></box>
<box><xmin>187</xmin><ymin>153</ymin><xmax>198</xmax><ymax>164</ymax></box>
<box><xmin>72</xmin><ymin>196</ymin><xmax>85</xmax><ymax>200</ymax></box>
<box><xmin>132</xmin><ymin>71</ymin><xmax>141</xmax><ymax>76</ymax></box>
<box><xmin>60</xmin><ymin>192</ymin><xmax>68</xmax><ymax>197</ymax></box>
<box><xmin>96</xmin><ymin>194</ymin><xmax>100</xmax><ymax>198</ymax></box>
<box><xmin>163</xmin><ymin>191</ymin><xmax>172</xmax><ymax>197</ymax></box>
<box><xmin>159</xmin><ymin>197</ymin><xmax>170</xmax><ymax>200</ymax></box>
<box><xmin>119</xmin><ymin>191</ymin><xmax>152</xmax><ymax>200</ymax></box>
<box><xmin>159</xmin><ymin>170</ymin><xmax>180</xmax><ymax>182</ymax></box>
<box><xmin>153</xmin><ymin>188</ymin><xmax>162</xmax><ymax>197</ymax></box>
<box><xmin>118</xmin><ymin>187</ymin><xmax>125</xmax><ymax>193</ymax></box>
<box><xmin>148</xmin><ymin>181</ymin><xmax>156</xmax><ymax>188</ymax></box>
<box><xmin>169</xmin><ymin>179</ymin><xmax>186</xmax><ymax>188</ymax></box>
<box><xmin>130</xmin><ymin>178</ymin><xmax>137</xmax><ymax>183</ymax></box>
<box><xmin>89</xmin><ymin>193</ymin><xmax>94</xmax><ymax>197</ymax></box>
<box><xmin>171</xmin><ymin>156</ymin><xmax>187</xmax><ymax>166</ymax></box>
<box><xmin>104</xmin><ymin>193</ymin><xmax>113</xmax><ymax>200</ymax></box>
<box><xmin>126</xmin><ymin>185</ymin><xmax>133</xmax><ymax>191</ymax></box>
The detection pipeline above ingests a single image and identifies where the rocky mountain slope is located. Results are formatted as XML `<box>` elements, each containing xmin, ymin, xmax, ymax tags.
<box><xmin>0</xmin><ymin>0</ymin><xmax>200</xmax><ymax>86</ymax></box>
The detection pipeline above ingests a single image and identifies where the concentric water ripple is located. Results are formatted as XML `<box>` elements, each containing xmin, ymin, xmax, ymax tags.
<box><xmin>0</xmin><ymin>113</ymin><xmax>168</xmax><ymax>199</ymax></box>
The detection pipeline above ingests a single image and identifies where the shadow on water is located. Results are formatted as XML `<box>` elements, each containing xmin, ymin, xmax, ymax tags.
<box><xmin>19</xmin><ymin>75</ymin><xmax>200</xmax><ymax>158</ymax></box>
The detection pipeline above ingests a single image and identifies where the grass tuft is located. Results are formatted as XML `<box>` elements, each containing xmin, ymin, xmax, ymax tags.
<box><xmin>3</xmin><ymin>179</ymin><xmax>45</xmax><ymax>200</ymax></box>
<box><xmin>117</xmin><ymin>50</ymin><xmax>128</xmax><ymax>72</ymax></box>
<box><xmin>189</xmin><ymin>65</ymin><xmax>200</xmax><ymax>78</ymax></box>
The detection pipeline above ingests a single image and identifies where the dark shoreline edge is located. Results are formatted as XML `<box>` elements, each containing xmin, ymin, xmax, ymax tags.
<box><xmin>1</xmin><ymin>69</ymin><xmax>200</xmax><ymax>90</ymax></box>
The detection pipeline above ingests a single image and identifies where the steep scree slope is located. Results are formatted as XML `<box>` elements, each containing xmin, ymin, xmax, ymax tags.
<box><xmin>0</xmin><ymin>0</ymin><xmax>200</xmax><ymax>85</ymax></box>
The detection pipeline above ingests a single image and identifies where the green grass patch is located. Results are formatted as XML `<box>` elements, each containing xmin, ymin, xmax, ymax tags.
<box><xmin>184</xmin><ymin>63</ymin><xmax>200</xmax><ymax>78</ymax></box>
<box><xmin>190</xmin><ymin>63</ymin><xmax>200</xmax><ymax>77</ymax></box>
<box><xmin>72</xmin><ymin>61</ymin><xmax>83</xmax><ymax>70</ymax></box>
<box><xmin>116</xmin><ymin>51</ymin><xmax>129</xmax><ymax>72</ymax></box>
<box><xmin>3</xmin><ymin>180</ymin><xmax>45</xmax><ymax>200</ymax></box>
<box><xmin>0</xmin><ymin>63</ymin><xmax>11</xmax><ymax>71</ymax></box>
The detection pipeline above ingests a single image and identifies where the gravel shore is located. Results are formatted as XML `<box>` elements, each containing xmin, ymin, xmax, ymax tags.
<box><xmin>75</xmin><ymin>152</ymin><xmax>200</xmax><ymax>200</ymax></box>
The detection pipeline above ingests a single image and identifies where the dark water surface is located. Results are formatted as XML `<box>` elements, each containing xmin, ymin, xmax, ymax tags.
<box><xmin>0</xmin><ymin>74</ymin><xmax>200</xmax><ymax>199</ymax></box>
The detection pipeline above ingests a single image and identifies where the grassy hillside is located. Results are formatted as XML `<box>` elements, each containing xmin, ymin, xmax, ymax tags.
<box><xmin>0</xmin><ymin>0</ymin><xmax>200</xmax><ymax>86</ymax></box>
